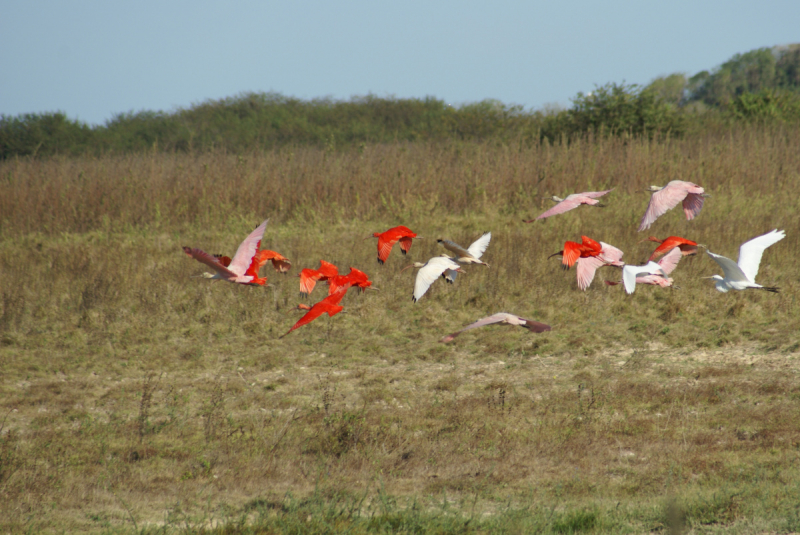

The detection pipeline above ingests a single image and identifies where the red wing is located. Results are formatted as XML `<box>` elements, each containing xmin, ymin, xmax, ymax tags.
<box><xmin>245</xmin><ymin>249</ymin><xmax>271</xmax><ymax>278</ymax></box>
<box><xmin>347</xmin><ymin>267</ymin><xmax>372</xmax><ymax>289</ymax></box>
<box><xmin>398</xmin><ymin>236</ymin><xmax>414</xmax><ymax>254</ymax></box>
<box><xmin>327</xmin><ymin>276</ymin><xmax>352</xmax><ymax>296</ymax></box>
<box><xmin>256</xmin><ymin>250</ymin><xmax>292</xmax><ymax>273</ymax></box>
<box><xmin>282</xmin><ymin>305</ymin><xmax>328</xmax><ymax>337</ymax></box>
<box><xmin>317</xmin><ymin>260</ymin><xmax>339</xmax><ymax>279</ymax></box>
<box><xmin>649</xmin><ymin>236</ymin><xmax>696</xmax><ymax>261</ymax></box>
<box><xmin>388</xmin><ymin>225</ymin><xmax>416</xmax><ymax>237</ymax></box>
<box><xmin>580</xmin><ymin>236</ymin><xmax>602</xmax><ymax>252</ymax></box>
<box><xmin>562</xmin><ymin>241</ymin><xmax>581</xmax><ymax>268</ymax></box>
<box><xmin>322</xmin><ymin>286</ymin><xmax>348</xmax><ymax>307</ymax></box>
<box><xmin>299</xmin><ymin>269</ymin><xmax>320</xmax><ymax>295</ymax></box>
<box><xmin>377</xmin><ymin>236</ymin><xmax>399</xmax><ymax>263</ymax></box>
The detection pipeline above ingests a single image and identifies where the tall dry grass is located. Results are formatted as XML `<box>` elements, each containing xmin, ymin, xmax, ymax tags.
<box><xmin>1</xmin><ymin>125</ymin><xmax>799</xmax><ymax>532</ymax></box>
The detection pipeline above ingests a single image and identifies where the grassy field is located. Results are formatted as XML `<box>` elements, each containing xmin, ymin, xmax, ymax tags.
<box><xmin>1</xmin><ymin>126</ymin><xmax>800</xmax><ymax>533</ymax></box>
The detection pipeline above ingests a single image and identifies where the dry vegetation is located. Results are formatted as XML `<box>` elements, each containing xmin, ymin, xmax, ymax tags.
<box><xmin>1</xmin><ymin>126</ymin><xmax>800</xmax><ymax>533</ymax></box>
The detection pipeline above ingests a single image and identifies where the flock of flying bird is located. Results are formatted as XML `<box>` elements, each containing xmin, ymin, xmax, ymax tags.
<box><xmin>183</xmin><ymin>180</ymin><xmax>786</xmax><ymax>341</ymax></box>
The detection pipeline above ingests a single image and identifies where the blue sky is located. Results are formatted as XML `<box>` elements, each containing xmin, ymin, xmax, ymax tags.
<box><xmin>2</xmin><ymin>1</ymin><xmax>798</xmax><ymax>125</ymax></box>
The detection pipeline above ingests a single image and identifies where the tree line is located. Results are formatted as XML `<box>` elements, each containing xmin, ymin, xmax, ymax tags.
<box><xmin>2</xmin><ymin>45</ymin><xmax>800</xmax><ymax>160</ymax></box>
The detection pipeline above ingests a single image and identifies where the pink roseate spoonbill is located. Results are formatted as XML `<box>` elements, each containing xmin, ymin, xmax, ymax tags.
<box><xmin>440</xmin><ymin>313</ymin><xmax>551</xmax><ymax>343</ymax></box>
<box><xmin>298</xmin><ymin>260</ymin><xmax>339</xmax><ymax>296</ymax></box>
<box><xmin>573</xmin><ymin>241</ymin><xmax>625</xmax><ymax>290</ymax></box>
<box><xmin>401</xmin><ymin>255</ymin><xmax>464</xmax><ymax>302</ymax></box>
<box><xmin>523</xmin><ymin>189</ymin><xmax>614</xmax><ymax>222</ymax></box>
<box><xmin>280</xmin><ymin>288</ymin><xmax>348</xmax><ymax>338</ymax></box>
<box><xmin>705</xmin><ymin>229</ymin><xmax>785</xmax><ymax>293</ymax></box>
<box><xmin>367</xmin><ymin>225</ymin><xmax>422</xmax><ymax>264</ymax></box>
<box><xmin>643</xmin><ymin>236</ymin><xmax>705</xmax><ymax>261</ymax></box>
<box><xmin>183</xmin><ymin>219</ymin><xmax>271</xmax><ymax>286</ymax></box>
<box><xmin>437</xmin><ymin>232</ymin><xmax>491</xmax><ymax>267</ymax></box>
<box><xmin>606</xmin><ymin>246</ymin><xmax>683</xmax><ymax>291</ymax></box>
<box><xmin>638</xmin><ymin>180</ymin><xmax>708</xmax><ymax>231</ymax></box>
<box><xmin>549</xmin><ymin>236</ymin><xmax>603</xmax><ymax>270</ymax></box>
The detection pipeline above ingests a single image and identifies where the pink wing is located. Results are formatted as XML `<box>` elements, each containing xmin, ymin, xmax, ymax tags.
<box><xmin>536</xmin><ymin>197</ymin><xmax>586</xmax><ymax>220</ymax></box>
<box><xmin>598</xmin><ymin>242</ymin><xmax>624</xmax><ymax>265</ymax></box>
<box><xmin>440</xmin><ymin>314</ymin><xmax>508</xmax><ymax>342</ymax></box>
<box><xmin>580</xmin><ymin>188</ymin><xmax>614</xmax><ymax>199</ymax></box>
<box><xmin>638</xmin><ymin>185</ymin><xmax>689</xmax><ymax>231</ymax></box>
<box><xmin>682</xmin><ymin>192</ymin><xmax>705</xmax><ymax>221</ymax></box>
<box><xmin>656</xmin><ymin>247</ymin><xmax>683</xmax><ymax>275</ymax></box>
<box><xmin>575</xmin><ymin>256</ymin><xmax>606</xmax><ymax>290</ymax></box>
<box><xmin>535</xmin><ymin>189</ymin><xmax>612</xmax><ymax>220</ymax></box>
<box><xmin>228</xmin><ymin>219</ymin><xmax>269</xmax><ymax>275</ymax></box>
<box><xmin>183</xmin><ymin>247</ymin><xmax>239</xmax><ymax>279</ymax></box>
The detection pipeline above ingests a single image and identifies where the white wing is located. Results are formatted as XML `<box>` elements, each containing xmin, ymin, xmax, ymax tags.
<box><xmin>622</xmin><ymin>261</ymin><xmax>666</xmax><ymax>294</ymax></box>
<box><xmin>707</xmin><ymin>251</ymin><xmax>748</xmax><ymax>283</ymax></box>
<box><xmin>737</xmin><ymin>229</ymin><xmax>785</xmax><ymax>283</ymax></box>
<box><xmin>228</xmin><ymin>219</ymin><xmax>269</xmax><ymax>275</ymax></box>
<box><xmin>466</xmin><ymin>232</ymin><xmax>491</xmax><ymax>259</ymax></box>
<box><xmin>413</xmin><ymin>257</ymin><xmax>459</xmax><ymax>302</ymax></box>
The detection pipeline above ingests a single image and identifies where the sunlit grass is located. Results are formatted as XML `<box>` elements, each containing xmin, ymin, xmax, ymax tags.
<box><xmin>1</xmin><ymin>125</ymin><xmax>799</xmax><ymax>532</ymax></box>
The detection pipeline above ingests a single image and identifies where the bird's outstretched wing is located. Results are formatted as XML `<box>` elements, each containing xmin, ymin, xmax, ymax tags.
<box><xmin>737</xmin><ymin>229</ymin><xmax>785</xmax><ymax>283</ymax></box>
<box><xmin>681</xmin><ymin>193</ymin><xmax>705</xmax><ymax>221</ymax></box>
<box><xmin>638</xmin><ymin>186</ymin><xmax>685</xmax><ymax>231</ymax></box>
<box><xmin>399</xmin><ymin>236</ymin><xmax>414</xmax><ymax>255</ymax></box>
<box><xmin>440</xmin><ymin>312</ymin><xmax>550</xmax><ymax>343</ymax></box>
<box><xmin>184</xmin><ymin>247</ymin><xmax>239</xmax><ymax>279</ymax></box>
<box><xmin>581</xmin><ymin>188</ymin><xmax>615</xmax><ymax>199</ymax></box>
<box><xmin>707</xmin><ymin>251</ymin><xmax>748</xmax><ymax>283</ymax></box>
<box><xmin>413</xmin><ymin>257</ymin><xmax>459</xmax><ymax>302</ymax></box>
<box><xmin>622</xmin><ymin>261</ymin><xmax>666</xmax><ymax>294</ymax></box>
<box><xmin>535</xmin><ymin>189</ymin><xmax>613</xmax><ymax>220</ymax></box>
<box><xmin>575</xmin><ymin>256</ymin><xmax>606</xmax><ymax>291</ymax></box>
<box><xmin>438</xmin><ymin>239</ymin><xmax>470</xmax><ymax>258</ymax></box>
<box><xmin>466</xmin><ymin>232</ymin><xmax>491</xmax><ymax>259</ymax></box>
<box><xmin>599</xmin><ymin>242</ymin><xmax>624</xmax><ymax>265</ymax></box>
<box><xmin>535</xmin><ymin>197</ymin><xmax>584</xmax><ymax>220</ymax></box>
<box><xmin>657</xmin><ymin>247</ymin><xmax>683</xmax><ymax>275</ymax></box>
<box><xmin>377</xmin><ymin>235</ymin><xmax>399</xmax><ymax>263</ymax></box>
<box><xmin>228</xmin><ymin>219</ymin><xmax>269</xmax><ymax>275</ymax></box>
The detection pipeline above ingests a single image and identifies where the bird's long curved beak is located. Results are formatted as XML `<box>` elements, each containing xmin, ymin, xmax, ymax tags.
<box><xmin>364</xmin><ymin>235</ymin><xmax>375</xmax><ymax>240</ymax></box>
<box><xmin>400</xmin><ymin>265</ymin><xmax>414</xmax><ymax>273</ymax></box>
<box><xmin>547</xmin><ymin>251</ymin><xmax>562</xmax><ymax>260</ymax></box>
